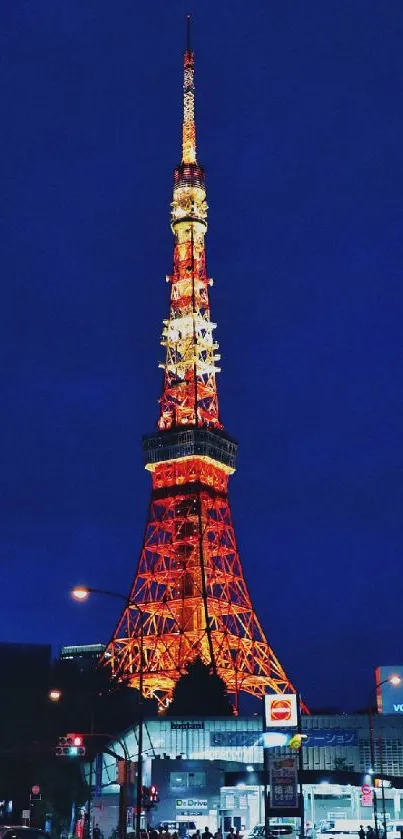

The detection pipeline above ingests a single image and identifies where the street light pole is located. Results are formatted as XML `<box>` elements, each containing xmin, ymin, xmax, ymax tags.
<box><xmin>71</xmin><ymin>586</ymin><xmax>131</xmax><ymax>839</ymax></box>
<box><xmin>262</xmin><ymin>695</ymin><xmax>270</xmax><ymax>839</ymax></box>
<box><xmin>378</xmin><ymin>734</ymin><xmax>387</xmax><ymax>839</ymax></box>
<box><xmin>297</xmin><ymin>693</ymin><xmax>305</xmax><ymax>839</ymax></box>
<box><xmin>87</xmin><ymin>733</ymin><xmax>129</xmax><ymax>839</ymax></box>
<box><xmin>368</xmin><ymin>702</ymin><xmax>379</xmax><ymax>839</ymax></box>
<box><xmin>48</xmin><ymin>688</ymin><xmax>96</xmax><ymax>839</ymax></box>
<box><xmin>71</xmin><ymin>585</ymin><xmax>147</xmax><ymax>839</ymax></box>
<box><xmin>367</xmin><ymin>675</ymin><xmax>401</xmax><ymax>839</ymax></box>
<box><xmin>135</xmin><ymin>609</ymin><xmax>144</xmax><ymax>839</ymax></box>
<box><xmin>71</xmin><ymin>586</ymin><xmax>129</xmax><ymax>603</ymax></box>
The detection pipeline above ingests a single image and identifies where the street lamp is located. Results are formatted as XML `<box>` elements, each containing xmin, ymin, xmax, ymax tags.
<box><xmin>71</xmin><ymin>585</ymin><xmax>128</xmax><ymax>603</ymax></box>
<box><xmin>71</xmin><ymin>584</ymin><xmax>145</xmax><ymax>839</ymax></box>
<box><xmin>49</xmin><ymin>689</ymin><xmax>62</xmax><ymax>702</ymax></box>
<box><xmin>368</xmin><ymin>675</ymin><xmax>401</xmax><ymax>839</ymax></box>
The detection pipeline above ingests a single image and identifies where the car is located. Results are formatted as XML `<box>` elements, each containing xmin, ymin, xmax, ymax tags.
<box><xmin>157</xmin><ymin>823</ymin><xmax>197</xmax><ymax>838</ymax></box>
<box><xmin>248</xmin><ymin>825</ymin><xmax>296</xmax><ymax>839</ymax></box>
<box><xmin>1</xmin><ymin>829</ymin><xmax>49</xmax><ymax>839</ymax></box>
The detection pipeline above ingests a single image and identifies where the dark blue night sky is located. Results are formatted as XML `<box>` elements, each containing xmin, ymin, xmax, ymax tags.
<box><xmin>1</xmin><ymin>1</ymin><xmax>402</xmax><ymax>711</ymax></box>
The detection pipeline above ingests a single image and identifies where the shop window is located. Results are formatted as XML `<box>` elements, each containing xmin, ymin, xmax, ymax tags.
<box><xmin>188</xmin><ymin>771</ymin><xmax>205</xmax><ymax>788</ymax></box>
<box><xmin>170</xmin><ymin>772</ymin><xmax>188</xmax><ymax>788</ymax></box>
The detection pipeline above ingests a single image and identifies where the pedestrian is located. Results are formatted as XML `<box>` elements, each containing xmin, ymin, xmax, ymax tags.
<box><xmin>367</xmin><ymin>827</ymin><xmax>375</xmax><ymax>839</ymax></box>
<box><xmin>93</xmin><ymin>825</ymin><xmax>102</xmax><ymax>839</ymax></box>
<box><xmin>358</xmin><ymin>827</ymin><xmax>365</xmax><ymax>839</ymax></box>
<box><xmin>226</xmin><ymin>830</ymin><xmax>235</xmax><ymax>839</ymax></box>
<box><xmin>202</xmin><ymin>828</ymin><xmax>213</xmax><ymax>839</ymax></box>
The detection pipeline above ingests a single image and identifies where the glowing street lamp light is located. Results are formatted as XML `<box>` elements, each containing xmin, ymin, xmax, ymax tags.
<box><xmin>49</xmin><ymin>689</ymin><xmax>62</xmax><ymax>702</ymax></box>
<box><xmin>71</xmin><ymin>586</ymin><xmax>91</xmax><ymax>601</ymax></box>
<box><xmin>70</xmin><ymin>585</ymin><xmax>127</xmax><ymax>603</ymax></box>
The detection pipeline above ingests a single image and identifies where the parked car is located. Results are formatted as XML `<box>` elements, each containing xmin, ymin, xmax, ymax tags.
<box><xmin>248</xmin><ymin>825</ymin><xmax>296</xmax><ymax>839</ymax></box>
<box><xmin>157</xmin><ymin>823</ymin><xmax>197</xmax><ymax>838</ymax></box>
<box><xmin>1</xmin><ymin>829</ymin><xmax>49</xmax><ymax>839</ymax></box>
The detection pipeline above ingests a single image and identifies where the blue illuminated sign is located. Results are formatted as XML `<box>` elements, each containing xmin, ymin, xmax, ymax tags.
<box><xmin>305</xmin><ymin>729</ymin><xmax>357</xmax><ymax>747</ymax></box>
<box><xmin>375</xmin><ymin>666</ymin><xmax>403</xmax><ymax>714</ymax></box>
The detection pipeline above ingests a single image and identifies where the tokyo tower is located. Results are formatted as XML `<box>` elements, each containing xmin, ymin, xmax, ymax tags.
<box><xmin>104</xmin><ymin>22</ymin><xmax>298</xmax><ymax>710</ymax></box>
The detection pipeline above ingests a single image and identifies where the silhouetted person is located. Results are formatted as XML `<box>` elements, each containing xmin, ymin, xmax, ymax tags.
<box><xmin>359</xmin><ymin>827</ymin><xmax>365</xmax><ymax>839</ymax></box>
<box><xmin>367</xmin><ymin>827</ymin><xmax>375</xmax><ymax>839</ymax></box>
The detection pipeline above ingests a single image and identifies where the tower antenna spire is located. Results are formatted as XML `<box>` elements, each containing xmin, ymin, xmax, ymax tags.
<box><xmin>182</xmin><ymin>16</ymin><xmax>196</xmax><ymax>163</ymax></box>
<box><xmin>186</xmin><ymin>13</ymin><xmax>191</xmax><ymax>52</ymax></box>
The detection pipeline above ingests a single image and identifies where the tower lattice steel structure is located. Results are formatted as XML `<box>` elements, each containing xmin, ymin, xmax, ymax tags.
<box><xmin>104</xmin><ymin>26</ymin><xmax>298</xmax><ymax>710</ymax></box>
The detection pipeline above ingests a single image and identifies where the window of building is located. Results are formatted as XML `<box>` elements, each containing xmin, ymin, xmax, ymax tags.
<box><xmin>169</xmin><ymin>771</ymin><xmax>206</xmax><ymax>789</ymax></box>
<box><xmin>170</xmin><ymin>772</ymin><xmax>188</xmax><ymax>789</ymax></box>
<box><xmin>188</xmin><ymin>772</ymin><xmax>205</xmax><ymax>788</ymax></box>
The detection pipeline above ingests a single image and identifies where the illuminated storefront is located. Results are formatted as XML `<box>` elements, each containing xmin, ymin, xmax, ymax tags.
<box><xmin>87</xmin><ymin>714</ymin><xmax>403</xmax><ymax>836</ymax></box>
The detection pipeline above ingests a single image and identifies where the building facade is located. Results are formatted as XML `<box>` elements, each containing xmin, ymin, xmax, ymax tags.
<box><xmin>87</xmin><ymin>714</ymin><xmax>403</xmax><ymax>838</ymax></box>
<box><xmin>60</xmin><ymin>643</ymin><xmax>105</xmax><ymax>672</ymax></box>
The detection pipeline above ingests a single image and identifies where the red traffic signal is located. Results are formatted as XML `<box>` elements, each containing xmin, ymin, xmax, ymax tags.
<box><xmin>55</xmin><ymin>733</ymin><xmax>86</xmax><ymax>757</ymax></box>
<box><xmin>141</xmin><ymin>785</ymin><xmax>159</xmax><ymax>810</ymax></box>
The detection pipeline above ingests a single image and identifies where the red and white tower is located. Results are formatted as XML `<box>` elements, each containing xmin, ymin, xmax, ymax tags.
<box><xmin>104</xmin><ymin>24</ymin><xmax>298</xmax><ymax>710</ymax></box>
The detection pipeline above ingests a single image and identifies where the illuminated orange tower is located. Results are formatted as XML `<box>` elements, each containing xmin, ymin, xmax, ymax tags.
<box><xmin>104</xmin><ymin>22</ymin><xmax>297</xmax><ymax>709</ymax></box>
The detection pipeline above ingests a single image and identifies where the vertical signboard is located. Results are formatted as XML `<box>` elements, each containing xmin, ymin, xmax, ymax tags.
<box><xmin>269</xmin><ymin>756</ymin><xmax>299</xmax><ymax>809</ymax></box>
<box><xmin>361</xmin><ymin>785</ymin><xmax>373</xmax><ymax>807</ymax></box>
<box><xmin>95</xmin><ymin>754</ymin><xmax>103</xmax><ymax>796</ymax></box>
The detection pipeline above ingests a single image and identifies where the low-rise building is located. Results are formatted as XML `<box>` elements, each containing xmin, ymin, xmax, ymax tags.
<box><xmin>87</xmin><ymin>714</ymin><xmax>403</xmax><ymax>838</ymax></box>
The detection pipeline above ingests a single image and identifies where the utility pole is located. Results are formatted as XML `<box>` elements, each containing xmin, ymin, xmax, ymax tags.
<box><xmin>262</xmin><ymin>694</ymin><xmax>270</xmax><ymax>839</ymax></box>
<box><xmin>135</xmin><ymin>611</ymin><xmax>144</xmax><ymax>839</ymax></box>
<box><xmin>297</xmin><ymin>694</ymin><xmax>305</xmax><ymax>839</ymax></box>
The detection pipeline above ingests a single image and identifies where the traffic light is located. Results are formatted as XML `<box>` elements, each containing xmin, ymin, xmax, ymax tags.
<box><xmin>149</xmin><ymin>785</ymin><xmax>159</xmax><ymax>804</ymax></box>
<box><xmin>288</xmin><ymin>734</ymin><xmax>308</xmax><ymax>751</ymax></box>
<box><xmin>141</xmin><ymin>785</ymin><xmax>159</xmax><ymax>810</ymax></box>
<box><xmin>55</xmin><ymin>733</ymin><xmax>86</xmax><ymax>757</ymax></box>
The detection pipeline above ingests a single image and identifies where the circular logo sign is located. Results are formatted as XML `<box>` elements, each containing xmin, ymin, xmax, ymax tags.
<box><xmin>361</xmin><ymin>784</ymin><xmax>371</xmax><ymax>795</ymax></box>
<box><xmin>271</xmin><ymin>698</ymin><xmax>292</xmax><ymax>721</ymax></box>
<box><xmin>31</xmin><ymin>785</ymin><xmax>40</xmax><ymax>795</ymax></box>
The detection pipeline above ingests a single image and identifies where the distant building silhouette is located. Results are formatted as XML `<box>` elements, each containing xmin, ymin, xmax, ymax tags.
<box><xmin>60</xmin><ymin>643</ymin><xmax>105</xmax><ymax>673</ymax></box>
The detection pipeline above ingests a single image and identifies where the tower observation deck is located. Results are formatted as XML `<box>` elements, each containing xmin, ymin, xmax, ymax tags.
<box><xmin>103</xmin><ymin>22</ymin><xmax>298</xmax><ymax>710</ymax></box>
